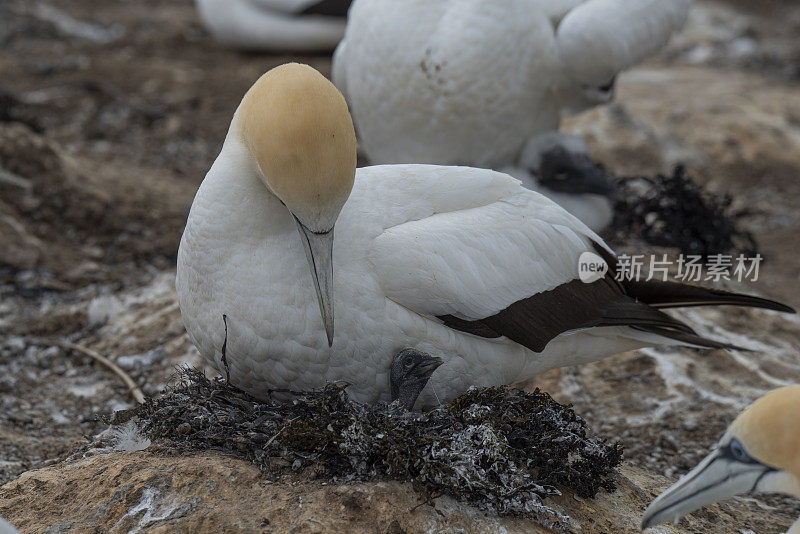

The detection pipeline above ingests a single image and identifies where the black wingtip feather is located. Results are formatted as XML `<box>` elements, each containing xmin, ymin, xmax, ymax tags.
<box><xmin>623</xmin><ymin>279</ymin><xmax>795</xmax><ymax>314</ymax></box>
<box><xmin>591</xmin><ymin>241</ymin><xmax>795</xmax><ymax>314</ymax></box>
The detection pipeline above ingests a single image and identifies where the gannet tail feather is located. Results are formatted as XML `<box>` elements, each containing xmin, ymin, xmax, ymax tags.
<box><xmin>623</xmin><ymin>280</ymin><xmax>795</xmax><ymax>314</ymax></box>
<box><xmin>630</xmin><ymin>326</ymin><xmax>750</xmax><ymax>352</ymax></box>
<box><xmin>587</xmin><ymin>297</ymin><xmax>697</xmax><ymax>334</ymax></box>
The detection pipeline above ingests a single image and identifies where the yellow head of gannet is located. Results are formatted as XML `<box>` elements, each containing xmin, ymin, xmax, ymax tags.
<box><xmin>235</xmin><ymin>63</ymin><xmax>357</xmax><ymax>345</ymax></box>
<box><xmin>642</xmin><ymin>385</ymin><xmax>800</xmax><ymax>530</ymax></box>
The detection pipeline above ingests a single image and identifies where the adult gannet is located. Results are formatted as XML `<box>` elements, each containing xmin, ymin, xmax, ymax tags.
<box><xmin>176</xmin><ymin>63</ymin><xmax>792</xmax><ymax>409</ymax></box>
<box><xmin>195</xmin><ymin>0</ymin><xmax>351</xmax><ymax>51</ymax></box>
<box><xmin>642</xmin><ymin>385</ymin><xmax>800</xmax><ymax>533</ymax></box>
<box><xmin>332</xmin><ymin>0</ymin><xmax>691</xmax><ymax>230</ymax></box>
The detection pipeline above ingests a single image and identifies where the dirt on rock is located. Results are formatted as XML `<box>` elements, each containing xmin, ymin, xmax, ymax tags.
<box><xmin>0</xmin><ymin>449</ymin><xmax>737</xmax><ymax>534</ymax></box>
<box><xmin>1</xmin><ymin>0</ymin><xmax>800</xmax><ymax>533</ymax></box>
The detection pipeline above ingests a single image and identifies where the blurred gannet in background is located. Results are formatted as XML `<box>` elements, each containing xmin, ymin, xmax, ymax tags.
<box><xmin>195</xmin><ymin>0</ymin><xmax>352</xmax><ymax>51</ymax></box>
<box><xmin>642</xmin><ymin>385</ymin><xmax>800</xmax><ymax>533</ymax></box>
<box><xmin>176</xmin><ymin>63</ymin><xmax>793</xmax><ymax>409</ymax></box>
<box><xmin>0</xmin><ymin>517</ymin><xmax>20</xmax><ymax>534</ymax></box>
<box><xmin>333</xmin><ymin>0</ymin><xmax>691</xmax><ymax>230</ymax></box>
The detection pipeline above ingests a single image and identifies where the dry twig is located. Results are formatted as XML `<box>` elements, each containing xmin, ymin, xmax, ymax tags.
<box><xmin>55</xmin><ymin>340</ymin><xmax>146</xmax><ymax>404</ymax></box>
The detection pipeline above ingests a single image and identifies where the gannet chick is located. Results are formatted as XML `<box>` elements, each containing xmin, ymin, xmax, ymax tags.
<box><xmin>501</xmin><ymin>132</ymin><xmax>615</xmax><ymax>231</ymax></box>
<box><xmin>642</xmin><ymin>385</ymin><xmax>800</xmax><ymax>533</ymax></box>
<box><xmin>389</xmin><ymin>349</ymin><xmax>444</xmax><ymax>411</ymax></box>
<box><xmin>333</xmin><ymin>0</ymin><xmax>690</xmax><ymax>229</ymax></box>
<box><xmin>176</xmin><ymin>63</ymin><xmax>793</xmax><ymax>409</ymax></box>
<box><xmin>195</xmin><ymin>0</ymin><xmax>351</xmax><ymax>52</ymax></box>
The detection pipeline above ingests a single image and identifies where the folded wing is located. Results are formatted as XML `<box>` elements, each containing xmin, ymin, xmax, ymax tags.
<box><xmin>369</xmin><ymin>175</ymin><xmax>666</xmax><ymax>352</ymax></box>
<box><xmin>370</xmin><ymin>182</ymin><xmax>603</xmax><ymax>321</ymax></box>
<box><xmin>369</xmin><ymin>166</ymin><xmax>793</xmax><ymax>353</ymax></box>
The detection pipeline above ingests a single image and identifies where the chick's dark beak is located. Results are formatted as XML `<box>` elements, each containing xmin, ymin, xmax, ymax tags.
<box><xmin>413</xmin><ymin>356</ymin><xmax>444</xmax><ymax>378</ymax></box>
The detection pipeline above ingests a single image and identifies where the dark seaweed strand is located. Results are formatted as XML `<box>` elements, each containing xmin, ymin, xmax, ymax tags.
<box><xmin>610</xmin><ymin>165</ymin><xmax>758</xmax><ymax>258</ymax></box>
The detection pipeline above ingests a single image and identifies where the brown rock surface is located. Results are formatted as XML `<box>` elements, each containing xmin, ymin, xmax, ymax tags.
<box><xmin>0</xmin><ymin>122</ymin><xmax>195</xmax><ymax>286</ymax></box>
<box><xmin>0</xmin><ymin>450</ymin><xmax>776</xmax><ymax>534</ymax></box>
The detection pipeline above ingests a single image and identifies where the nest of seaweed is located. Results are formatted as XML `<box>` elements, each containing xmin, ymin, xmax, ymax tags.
<box><xmin>113</xmin><ymin>368</ymin><xmax>622</xmax><ymax>530</ymax></box>
<box><xmin>610</xmin><ymin>165</ymin><xmax>758</xmax><ymax>258</ymax></box>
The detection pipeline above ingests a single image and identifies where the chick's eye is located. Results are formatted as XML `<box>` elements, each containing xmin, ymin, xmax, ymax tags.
<box><xmin>729</xmin><ymin>438</ymin><xmax>750</xmax><ymax>462</ymax></box>
<box><xmin>403</xmin><ymin>355</ymin><xmax>414</xmax><ymax>367</ymax></box>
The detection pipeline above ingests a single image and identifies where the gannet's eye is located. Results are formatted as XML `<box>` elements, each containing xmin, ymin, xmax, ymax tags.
<box><xmin>728</xmin><ymin>438</ymin><xmax>751</xmax><ymax>462</ymax></box>
<box><xmin>403</xmin><ymin>354</ymin><xmax>415</xmax><ymax>368</ymax></box>
<box><xmin>597</xmin><ymin>80</ymin><xmax>614</xmax><ymax>92</ymax></box>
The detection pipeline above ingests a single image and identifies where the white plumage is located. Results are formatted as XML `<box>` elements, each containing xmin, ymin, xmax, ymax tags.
<box><xmin>333</xmin><ymin>0</ymin><xmax>691</xmax><ymax>229</ymax></box>
<box><xmin>0</xmin><ymin>518</ymin><xmax>20</xmax><ymax>534</ymax></box>
<box><xmin>178</xmin><ymin>150</ymin><xmax>651</xmax><ymax>407</ymax></box>
<box><xmin>195</xmin><ymin>0</ymin><xmax>350</xmax><ymax>51</ymax></box>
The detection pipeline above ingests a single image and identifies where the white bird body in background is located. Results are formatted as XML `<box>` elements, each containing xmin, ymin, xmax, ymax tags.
<box><xmin>0</xmin><ymin>518</ymin><xmax>20</xmax><ymax>534</ymax></box>
<box><xmin>176</xmin><ymin>64</ymin><xmax>792</xmax><ymax>409</ymax></box>
<box><xmin>333</xmin><ymin>0</ymin><xmax>691</xmax><ymax>230</ymax></box>
<box><xmin>195</xmin><ymin>0</ymin><xmax>351</xmax><ymax>51</ymax></box>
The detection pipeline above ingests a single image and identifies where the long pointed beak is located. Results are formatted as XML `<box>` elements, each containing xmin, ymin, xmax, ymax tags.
<box><xmin>641</xmin><ymin>449</ymin><xmax>774</xmax><ymax>529</ymax></box>
<box><xmin>293</xmin><ymin>216</ymin><xmax>335</xmax><ymax>347</ymax></box>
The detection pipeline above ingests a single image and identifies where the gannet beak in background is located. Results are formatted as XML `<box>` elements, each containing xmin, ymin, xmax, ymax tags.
<box><xmin>538</xmin><ymin>145</ymin><xmax>615</xmax><ymax>197</ymax></box>
<box><xmin>641</xmin><ymin>440</ymin><xmax>776</xmax><ymax>529</ymax></box>
<box><xmin>581</xmin><ymin>75</ymin><xmax>616</xmax><ymax>105</ymax></box>
<box><xmin>556</xmin><ymin>76</ymin><xmax>617</xmax><ymax>117</ymax></box>
<box><xmin>292</xmin><ymin>216</ymin><xmax>335</xmax><ymax>346</ymax></box>
<box><xmin>237</xmin><ymin>63</ymin><xmax>357</xmax><ymax>346</ymax></box>
<box><xmin>642</xmin><ymin>385</ymin><xmax>800</xmax><ymax>530</ymax></box>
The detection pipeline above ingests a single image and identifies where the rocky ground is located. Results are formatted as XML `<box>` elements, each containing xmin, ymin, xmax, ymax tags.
<box><xmin>0</xmin><ymin>0</ymin><xmax>799</xmax><ymax>532</ymax></box>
